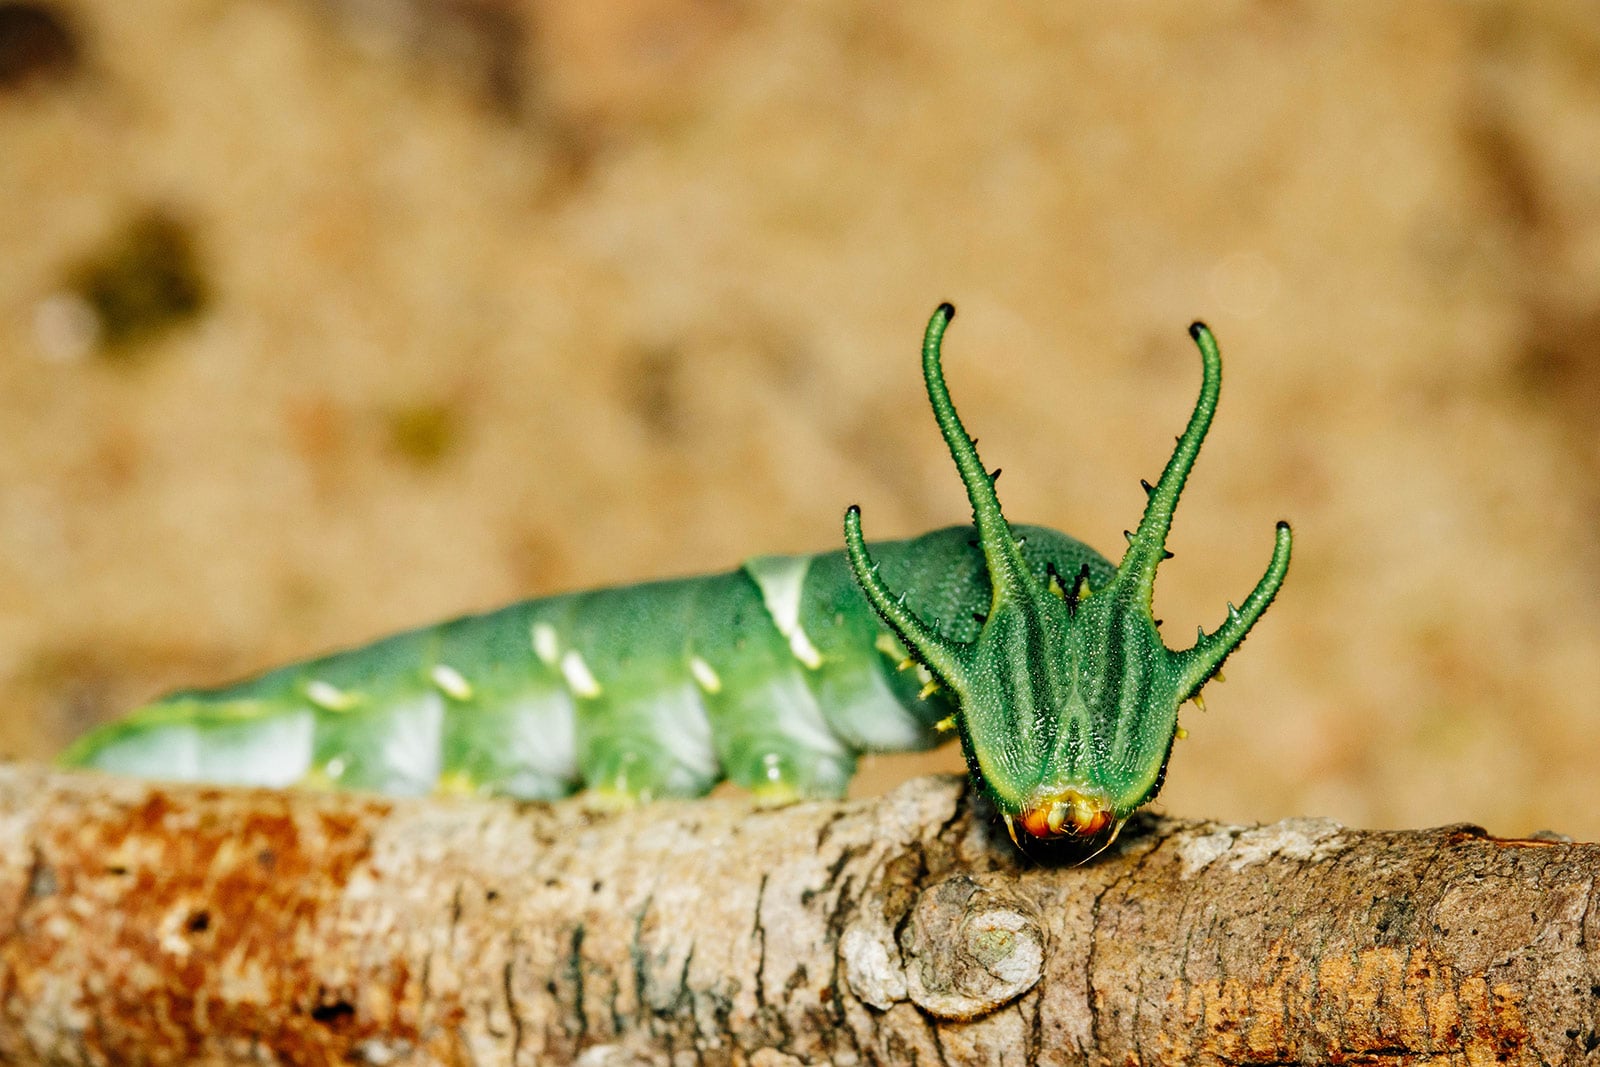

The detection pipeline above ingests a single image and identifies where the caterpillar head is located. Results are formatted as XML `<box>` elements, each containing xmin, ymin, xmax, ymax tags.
<box><xmin>845</xmin><ymin>304</ymin><xmax>1292</xmax><ymax>859</ymax></box>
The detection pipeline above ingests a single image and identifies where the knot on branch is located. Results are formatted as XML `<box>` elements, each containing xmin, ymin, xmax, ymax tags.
<box><xmin>901</xmin><ymin>874</ymin><xmax>1045</xmax><ymax>1020</ymax></box>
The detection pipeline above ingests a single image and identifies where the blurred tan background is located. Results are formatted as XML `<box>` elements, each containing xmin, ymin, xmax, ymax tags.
<box><xmin>2</xmin><ymin>1</ymin><xmax>1598</xmax><ymax>836</ymax></box>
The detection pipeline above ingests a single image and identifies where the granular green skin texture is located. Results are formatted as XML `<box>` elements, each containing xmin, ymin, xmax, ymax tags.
<box><xmin>62</xmin><ymin>305</ymin><xmax>1291</xmax><ymax>857</ymax></box>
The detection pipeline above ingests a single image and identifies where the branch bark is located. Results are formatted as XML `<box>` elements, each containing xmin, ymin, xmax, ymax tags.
<box><xmin>0</xmin><ymin>766</ymin><xmax>1594</xmax><ymax>1066</ymax></box>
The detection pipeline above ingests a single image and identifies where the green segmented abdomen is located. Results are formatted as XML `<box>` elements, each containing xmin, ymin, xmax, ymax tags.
<box><xmin>60</xmin><ymin>525</ymin><xmax>1113</xmax><ymax>801</ymax></box>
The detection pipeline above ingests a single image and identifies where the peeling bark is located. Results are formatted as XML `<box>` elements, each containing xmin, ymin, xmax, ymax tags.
<box><xmin>0</xmin><ymin>766</ymin><xmax>1595</xmax><ymax>1066</ymax></box>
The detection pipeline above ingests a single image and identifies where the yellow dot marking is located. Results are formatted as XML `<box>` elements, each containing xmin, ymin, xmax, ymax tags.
<box><xmin>531</xmin><ymin>622</ymin><xmax>559</xmax><ymax>666</ymax></box>
<box><xmin>560</xmin><ymin>650</ymin><xmax>602</xmax><ymax>698</ymax></box>
<box><xmin>431</xmin><ymin>664</ymin><xmax>474</xmax><ymax>701</ymax></box>
<box><xmin>935</xmin><ymin>715</ymin><xmax>956</xmax><ymax>733</ymax></box>
<box><xmin>1191</xmin><ymin>693</ymin><xmax>1207</xmax><ymax>714</ymax></box>
<box><xmin>918</xmin><ymin>680</ymin><xmax>940</xmax><ymax>700</ymax></box>
<box><xmin>1175</xmin><ymin>726</ymin><xmax>1190</xmax><ymax>740</ymax></box>
<box><xmin>298</xmin><ymin>767</ymin><xmax>338</xmax><ymax>791</ymax></box>
<box><xmin>689</xmin><ymin>656</ymin><xmax>722</xmax><ymax>694</ymax></box>
<box><xmin>435</xmin><ymin>770</ymin><xmax>480</xmax><ymax>797</ymax></box>
<box><xmin>306</xmin><ymin>681</ymin><xmax>358</xmax><ymax>712</ymax></box>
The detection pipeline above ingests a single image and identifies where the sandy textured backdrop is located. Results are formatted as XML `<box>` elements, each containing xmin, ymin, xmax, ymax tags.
<box><xmin>2</xmin><ymin>1</ymin><xmax>1598</xmax><ymax>835</ymax></box>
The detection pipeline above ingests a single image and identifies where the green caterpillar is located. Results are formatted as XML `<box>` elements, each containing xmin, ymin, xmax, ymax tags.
<box><xmin>62</xmin><ymin>305</ymin><xmax>1291</xmax><ymax>853</ymax></box>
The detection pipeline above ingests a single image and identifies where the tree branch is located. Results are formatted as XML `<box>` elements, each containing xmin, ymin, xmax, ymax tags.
<box><xmin>0</xmin><ymin>765</ymin><xmax>1592</xmax><ymax>1065</ymax></box>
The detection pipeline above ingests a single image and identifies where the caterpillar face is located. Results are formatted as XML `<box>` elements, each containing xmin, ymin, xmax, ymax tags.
<box><xmin>846</xmin><ymin>306</ymin><xmax>1293</xmax><ymax>849</ymax></box>
<box><xmin>1014</xmin><ymin>789</ymin><xmax>1115</xmax><ymax>842</ymax></box>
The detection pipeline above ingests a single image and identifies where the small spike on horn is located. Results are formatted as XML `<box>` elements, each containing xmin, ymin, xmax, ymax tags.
<box><xmin>1179</xmin><ymin>520</ymin><xmax>1294</xmax><ymax>695</ymax></box>
<box><xmin>1111</xmin><ymin>322</ymin><xmax>1225</xmax><ymax>605</ymax></box>
<box><xmin>843</xmin><ymin>504</ymin><xmax>969</xmax><ymax>689</ymax></box>
<box><xmin>917</xmin><ymin>304</ymin><xmax>1033</xmax><ymax>607</ymax></box>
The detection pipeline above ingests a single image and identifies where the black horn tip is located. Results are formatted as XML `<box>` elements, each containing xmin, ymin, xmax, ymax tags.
<box><xmin>937</xmin><ymin>302</ymin><xmax>956</xmax><ymax>320</ymax></box>
<box><xmin>1188</xmin><ymin>321</ymin><xmax>1208</xmax><ymax>340</ymax></box>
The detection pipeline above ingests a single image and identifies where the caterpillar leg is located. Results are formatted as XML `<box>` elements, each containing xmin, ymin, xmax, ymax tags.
<box><xmin>431</xmin><ymin>611</ymin><xmax>582</xmax><ymax>799</ymax></box>
<box><xmin>688</xmin><ymin>576</ymin><xmax>857</xmax><ymax>803</ymax></box>
<box><xmin>576</xmin><ymin>682</ymin><xmax>720</xmax><ymax>804</ymax></box>
<box><xmin>692</xmin><ymin>658</ymin><xmax>855</xmax><ymax>802</ymax></box>
<box><xmin>722</xmin><ymin>739</ymin><xmax>856</xmax><ymax>803</ymax></box>
<box><xmin>435</xmin><ymin>689</ymin><xmax>579</xmax><ymax>801</ymax></box>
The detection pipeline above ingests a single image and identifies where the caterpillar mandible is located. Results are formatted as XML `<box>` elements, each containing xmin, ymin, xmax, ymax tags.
<box><xmin>61</xmin><ymin>305</ymin><xmax>1292</xmax><ymax>855</ymax></box>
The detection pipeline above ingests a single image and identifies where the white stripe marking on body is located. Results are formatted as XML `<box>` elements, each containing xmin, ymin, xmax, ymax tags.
<box><xmin>531</xmin><ymin>622</ymin><xmax>559</xmax><ymax>666</ymax></box>
<box><xmin>431</xmin><ymin>664</ymin><xmax>474</xmax><ymax>701</ymax></box>
<box><xmin>689</xmin><ymin>656</ymin><xmax>722</xmax><ymax>694</ymax></box>
<box><xmin>560</xmin><ymin>649</ymin><xmax>602</xmax><ymax>698</ymax></box>
<box><xmin>374</xmin><ymin>694</ymin><xmax>445</xmax><ymax>795</ymax></box>
<box><xmin>306</xmin><ymin>680</ymin><xmax>359</xmax><ymax>712</ymax></box>
<box><xmin>653</xmin><ymin>682</ymin><xmax>720</xmax><ymax>787</ymax></box>
<box><xmin>744</xmin><ymin>553</ymin><xmax>824</xmax><ymax>669</ymax></box>
<box><xmin>756</xmin><ymin>671</ymin><xmax>849</xmax><ymax>757</ymax></box>
<box><xmin>198</xmin><ymin>708</ymin><xmax>315</xmax><ymax>787</ymax></box>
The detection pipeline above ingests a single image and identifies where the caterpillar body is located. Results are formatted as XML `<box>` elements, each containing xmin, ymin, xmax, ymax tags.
<box><xmin>62</xmin><ymin>305</ymin><xmax>1292</xmax><ymax>853</ymax></box>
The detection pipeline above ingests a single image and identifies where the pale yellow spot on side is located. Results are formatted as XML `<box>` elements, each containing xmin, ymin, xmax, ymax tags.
<box><xmin>298</xmin><ymin>767</ymin><xmax>338</xmax><ymax>791</ymax></box>
<box><xmin>306</xmin><ymin>680</ymin><xmax>359</xmax><ymax>712</ymax></box>
<box><xmin>583</xmin><ymin>788</ymin><xmax>640</xmax><ymax>812</ymax></box>
<box><xmin>874</xmin><ymin>631</ymin><xmax>906</xmax><ymax>660</ymax></box>
<box><xmin>431</xmin><ymin>664</ymin><xmax>474</xmax><ymax>701</ymax></box>
<box><xmin>531</xmin><ymin>622</ymin><xmax>559</xmax><ymax>666</ymax></box>
<box><xmin>750</xmin><ymin>782</ymin><xmax>802</xmax><ymax>805</ymax></box>
<box><xmin>749</xmin><ymin>755</ymin><xmax>801</xmax><ymax>805</ymax></box>
<box><xmin>1175</xmin><ymin>726</ymin><xmax>1190</xmax><ymax>740</ymax></box>
<box><xmin>689</xmin><ymin>656</ymin><xmax>722</xmax><ymax>694</ymax></box>
<box><xmin>435</xmin><ymin>770</ymin><xmax>480</xmax><ymax>797</ymax></box>
<box><xmin>560</xmin><ymin>649</ymin><xmax>601</xmax><ymax>698</ymax></box>
<box><xmin>300</xmin><ymin>756</ymin><xmax>347</xmax><ymax>790</ymax></box>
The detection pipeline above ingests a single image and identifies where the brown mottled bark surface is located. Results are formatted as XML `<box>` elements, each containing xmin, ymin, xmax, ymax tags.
<box><xmin>0</xmin><ymin>766</ymin><xmax>1593</xmax><ymax>1066</ymax></box>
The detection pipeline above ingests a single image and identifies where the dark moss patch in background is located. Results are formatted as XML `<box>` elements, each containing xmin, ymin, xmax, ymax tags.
<box><xmin>65</xmin><ymin>211</ymin><xmax>207</xmax><ymax>356</ymax></box>
<box><xmin>0</xmin><ymin>2</ymin><xmax>79</xmax><ymax>90</ymax></box>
